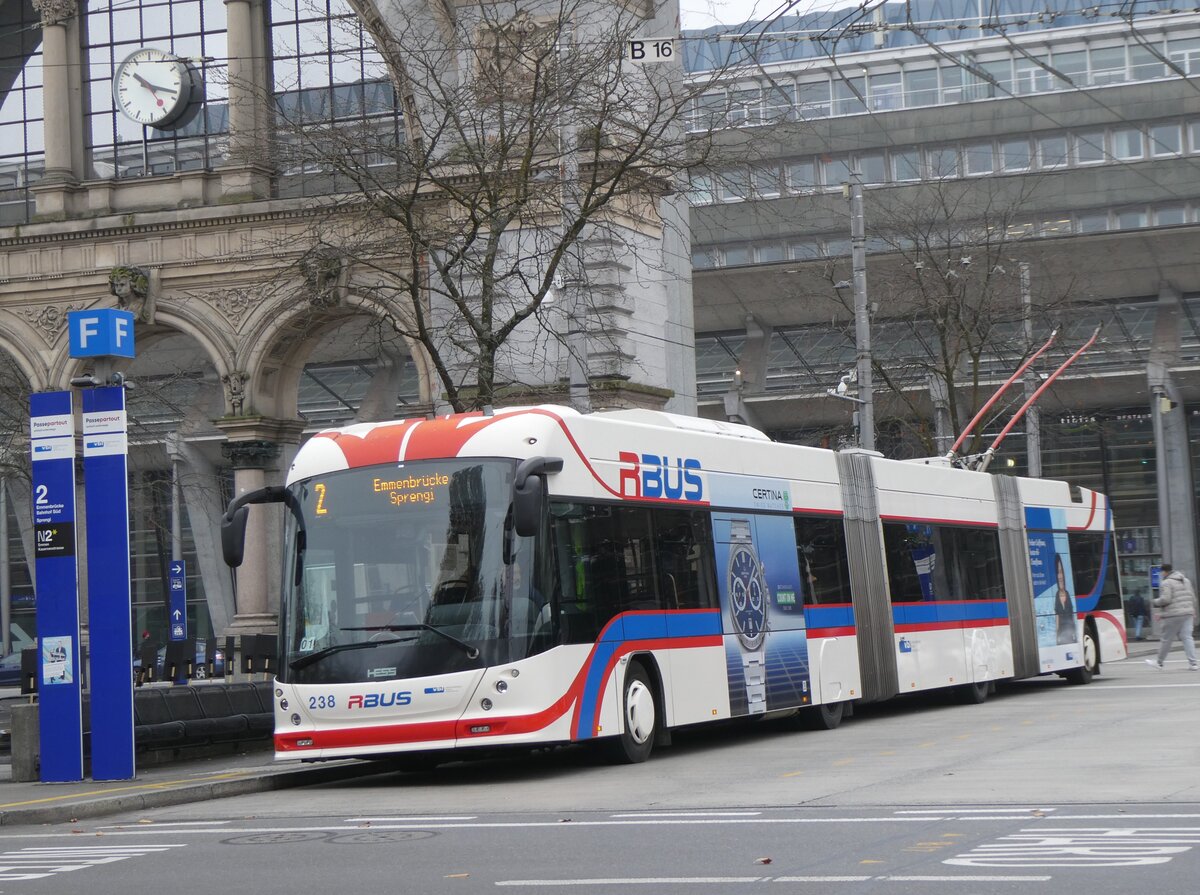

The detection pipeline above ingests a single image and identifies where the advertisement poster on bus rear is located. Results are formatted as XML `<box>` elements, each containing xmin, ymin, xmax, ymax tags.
<box><xmin>712</xmin><ymin>511</ymin><xmax>811</xmax><ymax>716</ymax></box>
<box><xmin>1026</xmin><ymin>508</ymin><xmax>1080</xmax><ymax>672</ymax></box>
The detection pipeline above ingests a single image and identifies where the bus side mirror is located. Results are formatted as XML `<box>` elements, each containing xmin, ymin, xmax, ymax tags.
<box><xmin>513</xmin><ymin>476</ymin><xmax>543</xmax><ymax>538</ymax></box>
<box><xmin>221</xmin><ymin>506</ymin><xmax>249</xmax><ymax>567</ymax></box>
<box><xmin>512</xmin><ymin>456</ymin><xmax>562</xmax><ymax>538</ymax></box>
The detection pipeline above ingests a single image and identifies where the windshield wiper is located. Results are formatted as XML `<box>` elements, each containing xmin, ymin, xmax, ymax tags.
<box><xmin>341</xmin><ymin>624</ymin><xmax>481</xmax><ymax>660</ymax></box>
<box><xmin>289</xmin><ymin>639</ymin><xmax>413</xmax><ymax>671</ymax></box>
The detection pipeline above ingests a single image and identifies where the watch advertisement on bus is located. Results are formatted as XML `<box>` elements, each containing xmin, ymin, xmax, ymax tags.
<box><xmin>713</xmin><ymin>512</ymin><xmax>811</xmax><ymax>717</ymax></box>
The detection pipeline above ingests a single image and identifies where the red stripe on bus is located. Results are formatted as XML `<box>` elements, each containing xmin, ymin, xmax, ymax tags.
<box><xmin>807</xmin><ymin>626</ymin><xmax>856</xmax><ymax>638</ymax></box>
<box><xmin>276</xmin><ymin>632</ymin><xmax>723</xmax><ymax>753</ymax></box>
<box><xmin>1092</xmin><ymin>609</ymin><xmax>1126</xmax><ymax>647</ymax></box>
<box><xmin>894</xmin><ymin>619</ymin><xmax>1010</xmax><ymax>633</ymax></box>
<box><xmin>579</xmin><ymin>635</ymin><xmax>722</xmax><ymax>738</ymax></box>
<box><xmin>892</xmin><ymin>599</ymin><xmax>1008</xmax><ymax>607</ymax></box>
<box><xmin>1068</xmin><ymin>491</ymin><xmax>1101</xmax><ymax>531</ymax></box>
<box><xmin>880</xmin><ymin>514</ymin><xmax>998</xmax><ymax>528</ymax></box>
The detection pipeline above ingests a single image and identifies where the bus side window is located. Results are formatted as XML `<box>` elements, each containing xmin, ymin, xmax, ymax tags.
<box><xmin>947</xmin><ymin>527</ymin><xmax>1004</xmax><ymax>601</ymax></box>
<box><xmin>1069</xmin><ymin>531</ymin><xmax>1121</xmax><ymax>610</ymax></box>
<box><xmin>794</xmin><ymin>516</ymin><xmax>852</xmax><ymax>605</ymax></box>
<box><xmin>653</xmin><ymin>509</ymin><xmax>716</xmax><ymax>610</ymax></box>
<box><xmin>883</xmin><ymin>522</ymin><xmax>934</xmax><ymax>602</ymax></box>
<box><xmin>549</xmin><ymin>503</ymin><xmax>656</xmax><ymax>644</ymax></box>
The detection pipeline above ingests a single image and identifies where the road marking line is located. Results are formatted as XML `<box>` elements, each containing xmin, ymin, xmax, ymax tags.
<box><xmin>0</xmin><ymin>817</ymin><xmax>981</xmax><ymax>842</ymax></box>
<box><xmin>345</xmin><ymin>816</ymin><xmax>478</xmax><ymax>822</ymax></box>
<box><xmin>896</xmin><ymin>809</ymin><xmax>1055</xmax><ymax>814</ymax></box>
<box><xmin>98</xmin><ymin>821</ymin><xmax>231</xmax><ymax>829</ymax></box>
<box><xmin>496</xmin><ymin>878</ymin><xmax>765</xmax><ymax>886</ymax></box>
<box><xmin>495</xmin><ymin>875</ymin><xmax>1050</xmax><ymax>886</ymax></box>
<box><xmin>884</xmin><ymin>875</ymin><xmax>1050</xmax><ymax>882</ymax></box>
<box><xmin>611</xmin><ymin>812</ymin><xmax>762</xmax><ymax>818</ymax></box>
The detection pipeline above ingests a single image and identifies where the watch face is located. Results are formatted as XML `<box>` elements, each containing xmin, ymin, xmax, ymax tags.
<box><xmin>113</xmin><ymin>48</ymin><xmax>192</xmax><ymax>127</ymax></box>
<box><xmin>728</xmin><ymin>544</ymin><xmax>767</xmax><ymax>650</ymax></box>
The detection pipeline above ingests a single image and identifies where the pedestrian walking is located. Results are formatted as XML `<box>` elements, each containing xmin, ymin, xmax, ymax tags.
<box><xmin>1126</xmin><ymin>593</ymin><xmax>1148</xmax><ymax>640</ymax></box>
<box><xmin>1146</xmin><ymin>563</ymin><xmax>1198</xmax><ymax>670</ymax></box>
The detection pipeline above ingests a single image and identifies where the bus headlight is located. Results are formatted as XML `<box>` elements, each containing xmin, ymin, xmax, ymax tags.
<box><xmin>494</xmin><ymin>680</ymin><xmax>508</xmax><ymax>694</ymax></box>
<box><xmin>291</xmin><ymin>713</ymin><xmax>302</xmax><ymax>725</ymax></box>
<box><xmin>480</xmin><ymin>698</ymin><xmax>493</xmax><ymax>711</ymax></box>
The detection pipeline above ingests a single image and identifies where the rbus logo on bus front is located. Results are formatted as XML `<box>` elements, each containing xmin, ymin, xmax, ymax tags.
<box><xmin>618</xmin><ymin>452</ymin><xmax>703</xmax><ymax>502</ymax></box>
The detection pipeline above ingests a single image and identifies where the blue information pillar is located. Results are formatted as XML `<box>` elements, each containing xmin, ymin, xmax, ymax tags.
<box><xmin>168</xmin><ymin>560</ymin><xmax>187</xmax><ymax>643</ymax></box>
<box><xmin>82</xmin><ymin>386</ymin><xmax>135</xmax><ymax>780</ymax></box>
<box><xmin>29</xmin><ymin>391</ymin><xmax>83</xmax><ymax>783</ymax></box>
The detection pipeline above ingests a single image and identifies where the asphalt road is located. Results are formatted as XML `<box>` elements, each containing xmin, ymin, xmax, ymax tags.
<box><xmin>0</xmin><ymin>655</ymin><xmax>1195</xmax><ymax>894</ymax></box>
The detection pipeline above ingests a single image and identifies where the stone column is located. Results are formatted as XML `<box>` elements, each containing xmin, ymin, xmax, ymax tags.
<box><xmin>31</xmin><ymin>0</ymin><xmax>82</xmax><ymax>218</ymax></box>
<box><xmin>1147</xmin><ymin>285</ymin><xmax>1198</xmax><ymax>620</ymax></box>
<box><xmin>215</xmin><ymin>418</ymin><xmax>305</xmax><ymax>636</ymax></box>
<box><xmin>220</xmin><ymin>0</ymin><xmax>273</xmax><ymax>200</ymax></box>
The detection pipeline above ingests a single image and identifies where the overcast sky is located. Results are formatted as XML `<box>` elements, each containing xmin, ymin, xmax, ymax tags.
<box><xmin>680</xmin><ymin>0</ymin><xmax>854</xmax><ymax>29</ymax></box>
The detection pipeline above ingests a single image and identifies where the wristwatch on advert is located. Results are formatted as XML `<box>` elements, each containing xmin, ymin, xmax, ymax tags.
<box><xmin>727</xmin><ymin>518</ymin><xmax>768</xmax><ymax>713</ymax></box>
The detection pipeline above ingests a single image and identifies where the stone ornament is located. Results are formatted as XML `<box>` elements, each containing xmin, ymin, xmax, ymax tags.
<box><xmin>222</xmin><ymin>371</ymin><xmax>250</xmax><ymax>416</ymax></box>
<box><xmin>221</xmin><ymin>439</ymin><xmax>280</xmax><ymax>470</ymax></box>
<box><xmin>300</xmin><ymin>249</ymin><xmax>351</xmax><ymax>307</ymax></box>
<box><xmin>188</xmin><ymin>288</ymin><xmax>254</xmax><ymax>331</ymax></box>
<box><xmin>32</xmin><ymin>0</ymin><xmax>76</xmax><ymax>26</ymax></box>
<box><xmin>19</xmin><ymin>302</ymin><xmax>89</xmax><ymax>345</ymax></box>
<box><xmin>108</xmin><ymin>265</ymin><xmax>156</xmax><ymax>324</ymax></box>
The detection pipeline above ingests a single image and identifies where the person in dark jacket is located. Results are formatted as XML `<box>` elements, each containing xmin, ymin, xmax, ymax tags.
<box><xmin>1146</xmin><ymin>563</ymin><xmax>1198</xmax><ymax>670</ymax></box>
<box><xmin>1126</xmin><ymin>593</ymin><xmax>1148</xmax><ymax>640</ymax></box>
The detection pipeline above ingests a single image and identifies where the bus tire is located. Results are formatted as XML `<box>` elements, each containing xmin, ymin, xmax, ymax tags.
<box><xmin>799</xmin><ymin>701</ymin><xmax>845</xmax><ymax>730</ymax></box>
<box><xmin>1065</xmin><ymin>626</ymin><xmax>1098</xmax><ymax>685</ymax></box>
<box><xmin>608</xmin><ymin>662</ymin><xmax>658</xmax><ymax>764</ymax></box>
<box><xmin>958</xmin><ymin>680</ymin><xmax>990</xmax><ymax>704</ymax></box>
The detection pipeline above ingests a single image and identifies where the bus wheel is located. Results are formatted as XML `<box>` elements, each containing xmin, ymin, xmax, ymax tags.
<box><xmin>608</xmin><ymin>662</ymin><xmax>658</xmax><ymax>764</ymax></box>
<box><xmin>958</xmin><ymin>680</ymin><xmax>990</xmax><ymax>704</ymax></box>
<box><xmin>1065</xmin><ymin>628</ymin><xmax>1097</xmax><ymax>685</ymax></box>
<box><xmin>799</xmin><ymin>701</ymin><xmax>845</xmax><ymax>730</ymax></box>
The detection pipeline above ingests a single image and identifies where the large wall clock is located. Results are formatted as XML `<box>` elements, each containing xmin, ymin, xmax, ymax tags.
<box><xmin>112</xmin><ymin>48</ymin><xmax>201</xmax><ymax>130</ymax></box>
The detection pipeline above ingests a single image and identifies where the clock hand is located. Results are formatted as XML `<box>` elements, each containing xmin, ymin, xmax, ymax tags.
<box><xmin>132</xmin><ymin>71</ymin><xmax>178</xmax><ymax>97</ymax></box>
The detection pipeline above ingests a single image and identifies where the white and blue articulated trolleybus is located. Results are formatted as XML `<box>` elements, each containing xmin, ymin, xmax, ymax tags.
<box><xmin>221</xmin><ymin>405</ymin><xmax>1125</xmax><ymax>764</ymax></box>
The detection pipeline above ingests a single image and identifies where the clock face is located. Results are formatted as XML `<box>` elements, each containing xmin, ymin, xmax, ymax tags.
<box><xmin>728</xmin><ymin>545</ymin><xmax>767</xmax><ymax>650</ymax></box>
<box><xmin>113</xmin><ymin>48</ymin><xmax>192</xmax><ymax>128</ymax></box>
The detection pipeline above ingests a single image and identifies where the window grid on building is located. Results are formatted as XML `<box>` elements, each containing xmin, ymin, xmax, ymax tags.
<box><xmin>686</xmin><ymin>29</ymin><xmax>1200</xmax><ymax>131</ymax></box>
<box><xmin>0</xmin><ymin>1</ymin><xmax>44</xmax><ymax>224</ymax></box>
<box><xmin>84</xmin><ymin>0</ymin><xmax>229</xmax><ymax>180</ymax></box>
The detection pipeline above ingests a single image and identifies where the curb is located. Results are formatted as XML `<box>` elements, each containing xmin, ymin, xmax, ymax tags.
<box><xmin>0</xmin><ymin>761</ymin><xmax>388</xmax><ymax>827</ymax></box>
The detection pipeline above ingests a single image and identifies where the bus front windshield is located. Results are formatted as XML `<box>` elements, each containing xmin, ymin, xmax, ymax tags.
<box><xmin>280</xmin><ymin>458</ymin><xmax>548</xmax><ymax>685</ymax></box>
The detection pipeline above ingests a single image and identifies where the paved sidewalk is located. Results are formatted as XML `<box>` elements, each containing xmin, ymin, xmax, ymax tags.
<box><xmin>0</xmin><ymin>749</ymin><xmax>386</xmax><ymax>827</ymax></box>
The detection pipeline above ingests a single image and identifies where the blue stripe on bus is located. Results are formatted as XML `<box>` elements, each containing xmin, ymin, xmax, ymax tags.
<box><xmin>803</xmin><ymin>604</ymin><xmax>855</xmax><ymax>628</ymax></box>
<box><xmin>577</xmin><ymin>610</ymin><xmax>722</xmax><ymax>741</ymax></box>
<box><xmin>892</xmin><ymin>600</ymin><xmax>1009</xmax><ymax>626</ymax></box>
<box><xmin>601</xmin><ymin>610</ymin><xmax>722</xmax><ymax>642</ymax></box>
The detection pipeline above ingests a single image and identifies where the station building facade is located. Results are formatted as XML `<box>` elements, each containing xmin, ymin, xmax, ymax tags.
<box><xmin>0</xmin><ymin>0</ymin><xmax>1194</xmax><ymax>649</ymax></box>
<box><xmin>685</xmin><ymin>0</ymin><xmax>1200</xmax><ymax>607</ymax></box>
<box><xmin>0</xmin><ymin>0</ymin><xmax>693</xmax><ymax>652</ymax></box>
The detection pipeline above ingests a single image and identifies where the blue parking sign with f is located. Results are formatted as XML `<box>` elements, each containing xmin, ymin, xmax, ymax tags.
<box><xmin>68</xmin><ymin>309</ymin><xmax>136</xmax><ymax>358</ymax></box>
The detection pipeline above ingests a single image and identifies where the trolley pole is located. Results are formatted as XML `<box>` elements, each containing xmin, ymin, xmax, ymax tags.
<box><xmin>847</xmin><ymin>171</ymin><xmax>875</xmax><ymax>451</ymax></box>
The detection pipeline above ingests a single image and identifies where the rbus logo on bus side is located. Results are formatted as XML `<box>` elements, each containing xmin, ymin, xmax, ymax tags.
<box><xmin>618</xmin><ymin>452</ymin><xmax>703</xmax><ymax>501</ymax></box>
<box><xmin>347</xmin><ymin>691</ymin><xmax>413</xmax><ymax>709</ymax></box>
